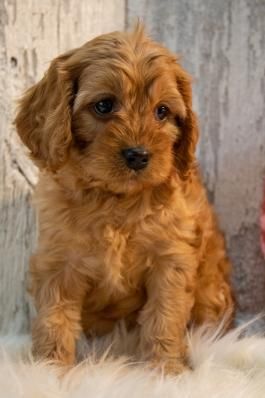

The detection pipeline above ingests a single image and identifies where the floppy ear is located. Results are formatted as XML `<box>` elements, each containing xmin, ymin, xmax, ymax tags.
<box><xmin>174</xmin><ymin>65</ymin><xmax>199</xmax><ymax>179</ymax></box>
<box><xmin>15</xmin><ymin>51</ymin><xmax>76</xmax><ymax>171</ymax></box>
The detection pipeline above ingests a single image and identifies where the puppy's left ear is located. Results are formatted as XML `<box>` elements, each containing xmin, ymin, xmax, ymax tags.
<box><xmin>174</xmin><ymin>65</ymin><xmax>199</xmax><ymax>179</ymax></box>
<box><xmin>15</xmin><ymin>50</ymin><xmax>77</xmax><ymax>171</ymax></box>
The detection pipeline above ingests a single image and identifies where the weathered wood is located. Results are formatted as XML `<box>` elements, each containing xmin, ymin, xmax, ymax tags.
<box><xmin>127</xmin><ymin>0</ymin><xmax>265</xmax><ymax>314</ymax></box>
<box><xmin>0</xmin><ymin>0</ymin><xmax>125</xmax><ymax>333</ymax></box>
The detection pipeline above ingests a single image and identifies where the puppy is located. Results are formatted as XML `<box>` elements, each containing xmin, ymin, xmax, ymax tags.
<box><xmin>15</xmin><ymin>26</ymin><xmax>234</xmax><ymax>374</ymax></box>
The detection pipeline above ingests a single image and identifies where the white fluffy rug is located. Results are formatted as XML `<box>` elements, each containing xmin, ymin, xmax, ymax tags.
<box><xmin>1</xmin><ymin>322</ymin><xmax>265</xmax><ymax>398</ymax></box>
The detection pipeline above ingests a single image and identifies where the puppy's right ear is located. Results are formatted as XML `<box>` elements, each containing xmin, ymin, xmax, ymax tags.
<box><xmin>174</xmin><ymin>64</ymin><xmax>199</xmax><ymax>179</ymax></box>
<box><xmin>15</xmin><ymin>50</ymin><xmax>76</xmax><ymax>171</ymax></box>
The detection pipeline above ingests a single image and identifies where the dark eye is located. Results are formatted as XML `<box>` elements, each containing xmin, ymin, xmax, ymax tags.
<box><xmin>94</xmin><ymin>98</ymin><xmax>114</xmax><ymax>115</ymax></box>
<box><xmin>155</xmin><ymin>105</ymin><xmax>169</xmax><ymax>121</ymax></box>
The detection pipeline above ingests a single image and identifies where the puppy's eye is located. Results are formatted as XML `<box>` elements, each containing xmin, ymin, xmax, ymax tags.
<box><xmin>94</xmin><ymin>98</ymin><xmax>114</xmax><ymax>115</ymax></box>
<box><xmin>155</xmin><ymin>105</ymin><xmax>169</xmax><ymax>121</ymax></box>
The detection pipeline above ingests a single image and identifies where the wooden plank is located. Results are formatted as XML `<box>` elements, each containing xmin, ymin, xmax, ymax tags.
<box><xmin>127</xmin><ymin>0</ymin><xmax>265</xmax><ymax>313</ymax></box>
<box><xmin>0</xmin><ymin>0</ymin><xmax>125</xmax><ymax>333</ymax></box>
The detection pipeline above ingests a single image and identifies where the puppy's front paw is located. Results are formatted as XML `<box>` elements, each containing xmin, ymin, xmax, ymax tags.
<box><xmin>32</xmin><ymin>317</ymin><xmax>76</xmax><ymax>366</ymax></box>
<box><xmin>148</xmin><ymin>358</ymin><xmax>190</xmax><ymax>375</ymax></box>
<box><xmin>32</xmin><ymin>340</ymin><xmax>75</xmax><ymax>366</ymax></box>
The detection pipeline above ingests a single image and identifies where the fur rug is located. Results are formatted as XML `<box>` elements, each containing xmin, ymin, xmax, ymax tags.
<box><xmin>1</xmin><ymin>322</ymin><xmax>265</xmax><ymax>398</ymax></box>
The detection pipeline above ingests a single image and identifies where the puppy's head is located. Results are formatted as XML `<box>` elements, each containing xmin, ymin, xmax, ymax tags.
<box><xmin>15</xmin><ymin>26</ymin><xmax>199</xmax><ymax>194</ymax></box>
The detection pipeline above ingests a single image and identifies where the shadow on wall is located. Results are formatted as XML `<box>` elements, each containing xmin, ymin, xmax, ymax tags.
<box><xmin>198</xmin><ymin>123</ymin><xmax>265</xmax><ymax>315</ymax></box>
<box><xmin>227</xmin><ymin>215</ymin><xmax>265</xmax><ymax>315</ymax></box>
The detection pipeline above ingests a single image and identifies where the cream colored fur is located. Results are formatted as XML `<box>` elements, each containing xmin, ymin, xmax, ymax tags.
<box><xmin>1</xmin><ymin>322</ymin><xmax>265</xmax><ymax>398</ymax></box>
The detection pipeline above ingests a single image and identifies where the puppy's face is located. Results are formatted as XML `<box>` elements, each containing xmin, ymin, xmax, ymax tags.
<box><xmin>15</xmin><ymin>28</ymin><xmax>198</xmax><ymax>194</ymax></box>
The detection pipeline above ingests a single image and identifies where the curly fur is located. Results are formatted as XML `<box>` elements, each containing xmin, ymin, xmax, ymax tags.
<box><xmin>15</xmin><ymin>25</ymin><xmax>234</xmax><ymax>374</ymax></box>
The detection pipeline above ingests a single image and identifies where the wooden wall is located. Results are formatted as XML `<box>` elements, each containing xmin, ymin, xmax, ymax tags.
<box><xmin>0</xmin><ymin>0</ymin><xmax>264</xmax><ymax>333</ymax></box>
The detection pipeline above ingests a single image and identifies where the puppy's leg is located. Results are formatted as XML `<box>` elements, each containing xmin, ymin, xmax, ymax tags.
<box><xmin>192</xmin><ymin>248</ymin><xmax>234</xmax><ymax>330</ymax></box>
<box><xmin>191</xmin><ymin>229</ymin><xmax>234</xmax><ymax>330</ymax></box>
<box><xmin>32</xmin><ymin>301</ymin><xmax>81</xmax><ymax>365</ymax></box>
<box><xmin>138</xmin><ymin>246</ymin><xmax>196</xmax><ymax>374</ymax></box>
<box><xmin>30</xmin><ymin>255</ymin><xmax>88</xmax><ymax>365</ymax></box>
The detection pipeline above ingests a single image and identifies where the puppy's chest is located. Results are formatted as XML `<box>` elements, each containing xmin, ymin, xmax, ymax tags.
<box><xmin>83</xmin><ymin>221</ymin><xmax>147</xmax><ymax>295</ymax></box>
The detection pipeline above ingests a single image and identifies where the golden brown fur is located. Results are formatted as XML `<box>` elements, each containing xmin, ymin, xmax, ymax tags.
<box><xmin>15</xmin><ymin>26</ymin><xmax>234</xmax><ymax>374</ymax></box>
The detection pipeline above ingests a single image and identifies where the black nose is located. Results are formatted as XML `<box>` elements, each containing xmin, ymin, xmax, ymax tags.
<box><xmin>121</xmin><ymin>147</ymin><xmax>149</xmax><ymax>170</ymax></box>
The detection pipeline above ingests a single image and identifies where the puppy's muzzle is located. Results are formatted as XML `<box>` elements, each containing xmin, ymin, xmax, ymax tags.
<box><xmin>121</xmin><ymin>147</ymin><xmax>149</xmax><ymax>171</ymax></box>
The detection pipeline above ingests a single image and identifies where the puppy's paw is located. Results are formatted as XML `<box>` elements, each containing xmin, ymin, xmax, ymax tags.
<box><xmin>32</xmin><ymin>340</ymin><xmax>75</xmax><ymax>367</ymax></box>
<box><xmin>148</xmin><ymin>358</ymin><xmax>190</xmax><ymax>376</ymax></box>
<box><xmin>31</xmin><ymin>346</ymin><xmax>75</xmax><ymax>380</ymax></box>
<box><xmin>164</xmin><ymin>360</ymin><xmax>190</xmax><ymax>375</ymax></box>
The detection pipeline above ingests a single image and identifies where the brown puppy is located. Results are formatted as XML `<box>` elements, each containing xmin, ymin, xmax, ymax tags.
<box><xmin>15</xmin><ymin>26</ymin><xmax>234</xmax><ymax>374</ymax></box>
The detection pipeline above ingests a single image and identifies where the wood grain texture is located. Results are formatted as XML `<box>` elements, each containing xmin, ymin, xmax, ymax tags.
<box><xmin>127</xmin><ymin>0</ymin><xmax>265</xmax><ymax>313</ymax></box>
<box><xmin>0</xmin><ymin>0</ymin><xmax>125</xmax><ymax>333</ymax></box>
